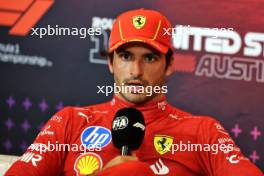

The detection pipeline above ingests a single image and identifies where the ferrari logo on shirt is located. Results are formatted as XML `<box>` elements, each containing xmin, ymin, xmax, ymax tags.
<box><xmin>154</xmin><ymin>135</ymin><xmax>173</xmax><ymax>155</ymax></box>
<box><xmin>132</xmin><ymin>15</ymin><xmax>146</xmax><ymax>29</ymax></box>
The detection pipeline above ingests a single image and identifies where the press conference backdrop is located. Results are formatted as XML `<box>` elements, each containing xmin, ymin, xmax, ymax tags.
<box><xmin>0</xmin><ymin>0</ymin><xmax>263</xmax><ymax>171</ymax></box>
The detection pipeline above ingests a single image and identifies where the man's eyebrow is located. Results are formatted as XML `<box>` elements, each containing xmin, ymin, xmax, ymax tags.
<box><xmin>143</xmin><ymin>52</ymin><xmax>161</xmax><ymax>57</ymax></box>
<box><xmin>115</xmin><ymin>48</ymin><xmax>132</xmax><ymax>54</ymax></box>
<box><xmin>115</xmin><ymin>48</ymin><xmax>161</xmax><ymax>57</ymax></box>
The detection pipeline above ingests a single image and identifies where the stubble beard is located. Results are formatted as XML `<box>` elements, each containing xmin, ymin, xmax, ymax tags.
<box><xmin>114</xmin><ymin>75</ymin><xmax>165</xmax><ymax>104</ymax></box>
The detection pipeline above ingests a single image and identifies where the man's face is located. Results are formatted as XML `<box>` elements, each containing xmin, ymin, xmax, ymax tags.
<box><xmin>108</xmin><ymin>42</ymin><xmax>174</xmax><ymax>104</ymax></box>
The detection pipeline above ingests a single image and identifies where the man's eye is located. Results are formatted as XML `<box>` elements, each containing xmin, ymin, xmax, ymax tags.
<box><xmin>118</xmin><ymin>53</ymin><xmax>132</xmax><ymax>60</ymax></box>
<box><xmin>144</xmin><ymin>55</ymin><xmax>158</xmax><ymax>63</ymax></box>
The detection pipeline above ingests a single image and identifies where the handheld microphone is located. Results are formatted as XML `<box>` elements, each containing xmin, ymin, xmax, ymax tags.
<box><xmin>111</xmin><ymin>108</ymin><xmax>145</xmax><ymax>156</ymax></box>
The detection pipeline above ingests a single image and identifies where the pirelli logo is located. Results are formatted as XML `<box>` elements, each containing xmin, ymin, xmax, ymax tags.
<box><xmin>0</xmin><ymin>0</ymin><xmax>54</xmax><ymax>36</ymax></box>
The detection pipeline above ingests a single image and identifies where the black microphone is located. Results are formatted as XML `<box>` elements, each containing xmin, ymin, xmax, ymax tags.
<box><xmin>111</xmin><ymin>107</ymin><xmax>145</xmax><ymax>156</ymax></box>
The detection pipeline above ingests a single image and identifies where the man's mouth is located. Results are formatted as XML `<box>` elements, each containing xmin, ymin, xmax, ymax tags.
<box><xmin>125</xmin><ymin>81</ymin><xmax>145</xmax><ymax>94</ymax></box>
<box><xmin>126</xmin><ymin>81</ymin><xmax>144</xmax><ymax>86</ymax></box>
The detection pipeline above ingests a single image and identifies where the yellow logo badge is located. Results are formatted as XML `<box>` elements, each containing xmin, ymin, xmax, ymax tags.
<box><xmin>154</xmin><ymin>135</ymin><xmax>173</xmax><ymax>155</ymax></box>
<box><xmin>132</xmin><ymin>15</ymin><xmax>146</xmax><ymax>29</ymax></box>
<box><xmin>74</xmin><ymin>152</ymin><xmax>102</xmax><ymax>176</ymax></box>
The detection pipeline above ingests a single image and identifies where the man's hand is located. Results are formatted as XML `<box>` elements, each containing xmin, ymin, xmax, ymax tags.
<box><xmin>103</xmin><ymin>154</ymin><xmax>138</xmax><ymax>171</ymax></box>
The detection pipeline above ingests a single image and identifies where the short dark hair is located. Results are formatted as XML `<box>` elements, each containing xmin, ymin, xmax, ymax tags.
<box><xmin>106</xmin><ymin>49</ymin><xmax>173</xmax><ymax>70</ymax></box>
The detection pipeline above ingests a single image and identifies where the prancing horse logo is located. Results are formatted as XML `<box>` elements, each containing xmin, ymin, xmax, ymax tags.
<box><xmin>132</xmin><ymin>15</ymin><xmax>146</xmax><ymax>29</ymax></box>
<box><xmin>154</xmin><ymin>135</ymin><xmax>173</xmax><ymax>155</ymax></box>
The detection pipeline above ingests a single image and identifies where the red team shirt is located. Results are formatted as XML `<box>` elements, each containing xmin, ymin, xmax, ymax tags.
<box><xmin>5</xmin><ymin>96</ymin><xmax>263</xmax><ymax>176</ymax></box>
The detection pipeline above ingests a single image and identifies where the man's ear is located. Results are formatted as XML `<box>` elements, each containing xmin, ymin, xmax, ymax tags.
<box><xmin>107</xmin><ymin>57</ymin><xmax>114</xmax><ymax>74</ymax></box>
<box><xmin>165</xmin><ymin>56</ymin><xmax>175</xmax><ymax>76</ymax></box>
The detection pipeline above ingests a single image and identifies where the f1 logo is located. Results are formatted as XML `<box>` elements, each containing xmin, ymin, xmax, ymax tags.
<box><xmin>0</xmin><ymin>0</ymin><xmax>54</xmax><ymax>36</ymax></box>
<box><xmin>81</xmin><ymin>126</ymin><xmax>112</xmax><ymax>149</ymax></box>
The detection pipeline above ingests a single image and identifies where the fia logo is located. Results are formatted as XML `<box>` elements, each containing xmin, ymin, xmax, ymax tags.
<box><xmin>112</xmin><ymin>116</ymin><xmax>129</xmax><ymax>130</ymax></box>
<box><xmin>81</xmin><ymin>126</ymin><xmax>111</xmax><ymax>149</ymax></box>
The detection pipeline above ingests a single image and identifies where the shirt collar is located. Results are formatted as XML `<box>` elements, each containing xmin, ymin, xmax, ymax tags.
<box><xmin>109</xmin><ymin>95</ymin><xmax>172</xmax><ymax>124</ymax></box>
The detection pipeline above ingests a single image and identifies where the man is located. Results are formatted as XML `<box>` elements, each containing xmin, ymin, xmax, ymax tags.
<box><xmin>5</xmin><ymin>9</ymin><xmax>263</xmax><ymax>176</ymax></box>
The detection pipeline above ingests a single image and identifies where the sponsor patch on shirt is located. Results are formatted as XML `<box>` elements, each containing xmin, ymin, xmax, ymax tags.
<box><xmin>20</xmin><ymin>152</ymin><xmax>42</xmax><ymax>167</ymax></box>
<box><xmin>74</xmin><ymin>152</ymin><xmax>103</xmax><ymax>175</ymax></box>
<box><xmin>37</xmin><ymin>125</ymin><xmax>54</xmax><ymax>137</ymax></box>
<box><xmin>150</xmin><ymin>158</ymin><xmax>170</xmax><ymax>175</ymax></box>
<box><xmin>81</xmin><ymin>126</ymin><xmax>111</xmax><ymax>149</ymax></box>
<box><xmin>154</xmin><ymin>135</ymin><xmax>174</xmax><ymax>155</ymax></box>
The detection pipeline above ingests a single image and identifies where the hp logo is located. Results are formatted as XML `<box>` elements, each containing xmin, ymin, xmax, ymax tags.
<box><xmin>81</xmin><ymin>126</ymin><xmax>111</xmax><ymax>148</ymax></box>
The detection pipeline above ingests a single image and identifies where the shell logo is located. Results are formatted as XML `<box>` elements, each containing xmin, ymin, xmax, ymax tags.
<box><xmin>74</xmin><ymin>152</ymin><xmax>103</xmax><ymax>176</ymax></box>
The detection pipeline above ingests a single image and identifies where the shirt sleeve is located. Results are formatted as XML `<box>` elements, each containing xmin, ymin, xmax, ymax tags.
<box><xmin>4</xmin><ymin>107</ymin><xmax>73</xmax><ymax>176</ymax></box>
<box><xmin>197</xmin><ymin>117</ymin><xmax>263</xmax><ymax>176</ymax></box>
<box><xmin>97</xmin><ymin>160</ymin><xmax>155</xmax><ymax>176</ymax></box>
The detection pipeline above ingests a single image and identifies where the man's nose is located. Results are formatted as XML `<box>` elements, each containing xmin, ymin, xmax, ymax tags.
<box><xmin>129</xmin><ymin>60</ymin><xmax>143</xmax><ymax>77</ymax></box>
